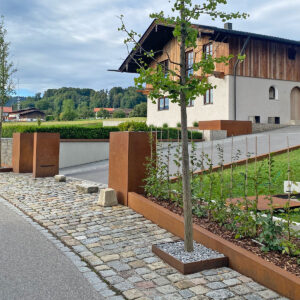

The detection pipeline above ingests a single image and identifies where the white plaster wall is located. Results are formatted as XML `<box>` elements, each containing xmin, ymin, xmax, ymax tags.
<box><xmin>146</xmin><ymin>76</ymin><xmax>230</xmax><ymax>127</ymax></box>
<box><xmin>229</xmin><ymin>76</ymin><xmax>300</xmax><ymax>124</ymax></box>
<box><xmin>59</xmin><ymin>142</ymin><xmax>109</xmax><ymax>168</ymax></box>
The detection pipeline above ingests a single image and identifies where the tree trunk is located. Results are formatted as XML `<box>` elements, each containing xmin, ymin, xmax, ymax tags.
<box><xmin>0</xmin><ymin>105</ymin><xmax>3</xmax><ymax>167</ymax></box>
<box><xmin>180</xmin><ymin>2</ymin><xmax>194</xmax><ymax>252</ymax></box>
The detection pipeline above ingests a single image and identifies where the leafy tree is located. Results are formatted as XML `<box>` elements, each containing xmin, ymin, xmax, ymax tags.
<box><xmin>119</xmin><ymin>0</ymin><xmax>247</xmax><ymax>251</ymax></box>
<box><xmin>78</xmin><ymin>102</ymin><xmax>93</xmax><ymax>119</ymax></box>
<box><xmin>112</xmin><ymin>109</ymin><xmax>126</xmax><ymax>118</ymax></box>
<box><xmin>60</xmin><ymin>99</ymin><xmax>77</xmax><ymax>120</ymax></box>
<box><xmin>129</xmin><ymin>102</ymin><xmax>147</xmax><ymax>117</ymax></box>
<box><xmin>98</xmin><ymin>108</ymin><xmax>110</xmax><ymax>119</ymax></box>
<box><xmin>0</xmin><ymin>16</ymin><xmax>16</xmax><ymax>166</ymax></box>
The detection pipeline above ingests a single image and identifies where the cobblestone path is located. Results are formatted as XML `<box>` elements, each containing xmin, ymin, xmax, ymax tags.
<box><xmin>0</xmin><ymin>173</ymin><xmax>288</xmax><ymax>300</ymax></box>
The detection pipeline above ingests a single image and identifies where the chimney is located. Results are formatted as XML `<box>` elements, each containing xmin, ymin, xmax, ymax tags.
<box><xmin>224</xmin><ymin>23</ymin><xmax>233</xmax><ymax>30</ymax></box>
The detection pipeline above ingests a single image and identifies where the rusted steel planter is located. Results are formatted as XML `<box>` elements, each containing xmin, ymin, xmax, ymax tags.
<box><xmin>128</xmin><ymin>192</ymin><xmax>300</xmax><ymax>300</ymax></box>
<box><xmin>152</xmin><ymin>244</ymin><xmax>228</xmax><ymax>275</ymax></box>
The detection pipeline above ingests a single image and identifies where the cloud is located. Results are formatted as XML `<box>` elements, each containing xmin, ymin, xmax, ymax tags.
<box><xmin>2</xmin><ymin>0</ymin><xmax>300</xmax><ymax>95</ymax></box>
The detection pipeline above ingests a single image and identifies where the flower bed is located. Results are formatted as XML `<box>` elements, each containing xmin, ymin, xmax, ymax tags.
<box><xmin>128</xmin><ymin>192</ymin><xmax>300</xmax><ymax>300</ymax></box>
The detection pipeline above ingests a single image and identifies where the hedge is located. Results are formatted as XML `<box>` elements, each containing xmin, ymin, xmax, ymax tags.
<box><xmin>2</xmin><ymin>125</ymin><xmax>119</xmax><ymax>139</ymax></box>
<box><xmin>2</xmin><ymin>122</ymin><xmax>202</xmax><ymax>140</ymax></box>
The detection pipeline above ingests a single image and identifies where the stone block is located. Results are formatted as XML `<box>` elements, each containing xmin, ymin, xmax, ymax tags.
<box><xmin>76</xmin><ymin>184</ymin><xmax>99</xmax><ymax>194</ymax></box>
<box><xmin>98</xmin><ymin>188</ymin><xmax>118</xmax><ymax>207</ymax></box>
<box><xmin>55</xmin><ymin>175</ymin><xmax>66</xmax><ymax>182</ymax></box>
<box><xmin>202</xmin><ymin>130</ymin><xmax>227</xmax><ymax>141</ymax></box>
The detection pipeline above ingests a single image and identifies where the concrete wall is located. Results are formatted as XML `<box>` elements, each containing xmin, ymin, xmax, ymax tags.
<box><xmin>252</xmin><ymin>123</ymin><xmax>288</xmax><ymax>133</ymax></box>
<box><xmin>59</xmin><ymin>142</ymin><xmax>109</xmax><ymax>168</ymax></box>
<box><xmin>146</xmin><ymin>75</ymin><xmax>300</xmax><ymax>126</ymax></box>
<box><xmin>147</xmin><ymin>76</ymin><xmax>230</xmax><ymax>127</ymax></box>
<box><xmin>1</xmin><ymin>138</ymin><xmax>13</xmax><ymax>167</ymax></box>
<box><xmin>102</xmin><ymin>120</ymin><xmax>125</xmax><ymax>127</ymax></box>
<box><xmin>230</xmin><ymin>76</ymin><xmax>300</xmax><ymax>124</ymax></box>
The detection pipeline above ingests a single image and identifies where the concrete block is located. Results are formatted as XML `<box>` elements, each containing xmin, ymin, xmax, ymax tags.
<box><xmin>202</xmin><ymin>130</ymin><xmax>227</xmax><ymax>141</ymax></box>
<box><xmin>98</xmin><ymin>188</ymin><xmax>118</xmax><ymax>207</ymax></box>
<box><xmin>76</xmin><ymin>184</ymin><xmax>99</xmax><ymax>194</ymax></box>
<box><xmin>284</xmin><ymin>181</ymin><xmax>300</xmax><ymax>193</ymax></box>
<box><xmin>55</xmin><ymin>175</ymin><xmax>66</xmax><ymax>182</ymax></box>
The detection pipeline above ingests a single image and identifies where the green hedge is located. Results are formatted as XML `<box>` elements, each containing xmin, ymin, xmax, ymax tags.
<box><xmin>2</xmin><ymin>122</ymin><xmax>202</xmax><ymax>140</ymax></box>
<box><xmin>2</xmin><ymin>125</ymin><xmax>119</xmax><ymax>139</ymax></box>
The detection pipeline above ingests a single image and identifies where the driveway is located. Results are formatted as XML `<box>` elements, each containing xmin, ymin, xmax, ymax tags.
<box><xmin>60</xmin><ymin>125</ymin><xmax>300</xmax><ymax>184</ymax></box>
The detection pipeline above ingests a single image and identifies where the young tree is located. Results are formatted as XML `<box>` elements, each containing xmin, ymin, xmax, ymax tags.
<box><xmin>60</xmin><ymin>99</ymin><xmax>77</xmax><ymax>120</ymax></box>
<box><xmin>0</xmin><ymin>16</ymin><xmax>16</xmax><ymax>167</ymax></box>
<box><xmin>119</xmin><ymin>0</ymin><xmax>247</xmax><ymax>251</ymax></box>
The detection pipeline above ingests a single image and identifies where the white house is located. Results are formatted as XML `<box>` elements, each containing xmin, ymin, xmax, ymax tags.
<box><xmin>118</xmin><ymin>21</ymin><xmax>300</xmax><ymax>128</ymax></box>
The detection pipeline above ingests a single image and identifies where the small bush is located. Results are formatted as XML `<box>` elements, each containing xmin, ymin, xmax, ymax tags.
<box><xmin>176</xmin><ymin>122</ymin><xmax>181</xmax><ymax>128</ymax></box>
<box><xmin>162</xmin><ymin>123</ymin><xmax>169</xmax><ymax>128</ymax></box>
<box><xmin>118</xmin><ymin>121</ymin><xmax>148</xmax><ymax>132</ymax></box>
<box><xmin>193</xmin><ymin>121</ymin><xmax>199</xmax><ymax>127</ymax></box>
<box><xmin>46</xmin><ymin>115</ymin><xmax>54</xmax><ymax>121</ymax></box>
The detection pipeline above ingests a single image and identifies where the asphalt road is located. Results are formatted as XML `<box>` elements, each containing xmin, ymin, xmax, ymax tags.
<box><xmin>0</xmin><ymin>200</ymin><xmax>103</xmax><ymax>300</ymax></box>
<box><xmin>60</xmin><ymin>126</ymin><xmax>300</xmax><ymax>184</ymax></box>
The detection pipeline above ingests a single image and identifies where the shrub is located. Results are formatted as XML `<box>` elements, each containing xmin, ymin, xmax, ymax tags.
<box><xmin>176</xmin><ymin>122</ymin><xmax>181</xmax><ymax>128</ymax></box>
<box><xmin>46</xmin><ymin>115</ymin><xmax>54</xmax><ymax>121</ymax></box>
<box><xmin>162</xmin><ymin>123</ymin><xmax>169</xmax><ymax>128</ymax></box>
<box><xmin>193</xmin><ymin>121</ymin><xmax>199</xmax><ymax>127</ymax></box>
<box><xmin>112</xmin><ymin>109</ymin><xmax>126</xmax><ymax>118</ymax></box>
<box><xmin>2</xmin><ymin>124</ymin><xmax>119</xmax><ymax>139</ymax></box>
<box><xmin>118</xmin><ymin>121</ymin><xmax>148</xmax><ymax>132</ymax></box>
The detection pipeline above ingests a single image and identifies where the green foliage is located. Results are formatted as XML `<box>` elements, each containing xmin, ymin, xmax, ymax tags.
<box><xmin>2</xmin><ymin>124</ymin><xmax>119</xmax><ymax>139</ymax></box>
<box><xmin>37</xmin><ymin>118</ymin><xmax>42</xmax><ymax>126</ymax></box>
<box><xmin>112</xmin><ymin>109</ymin><xmax>126</xmax><ymax>118</ymax></box>
<box><xmin>129</xmin><ymin>102</ymin><xmax>147</xmax><ymax>117</ymax></box>
<box><xmin>176</xmin><ymin>122</ymin><xmax>181</xmax><ymax>128</ymax></box>
<box><xmin>98</xmin><ymin>109</ymin><xmax>110</xmax><ymax>119</ymax></box>
<box><xmin>60</xmin><ymin>99</ymin><xmax>77</xmax><ymax>121</ymax></box>
<box><xmin>45</xmin><ymin>115</ymin><xmax>54</xmax><ymax>121</ymax></box>
<box><xmin>162</xmin><ymin>123</ymin><xmax>169</xmax><ymax>128</ymax></box>
<box><xmin>193</xmin><ymin>121</ymin><xmax>198</xmax><ymax>128</ymax></box>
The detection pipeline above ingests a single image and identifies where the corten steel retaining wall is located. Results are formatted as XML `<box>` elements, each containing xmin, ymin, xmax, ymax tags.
<box><xmin>128</xmin><ymin>192</ymin><xmax>300</xmax><ymax>300</ymax></box>
<box><xmin>198</xmin><ymin>120</ymin><xmax>252</xmax><ymax>137</ymax></box>
<box><xmin>1</xmin><ymin>138</ymin><xmax>13</xmax><ymax>167</ymax></box>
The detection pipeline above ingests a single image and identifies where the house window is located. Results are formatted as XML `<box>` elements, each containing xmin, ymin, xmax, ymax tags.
<box><xmin>268</xmin><ymin>117</ymin><xmax>280</xmax><ymax>124</ymax></box>
<box><xmin>159</xmin><ymin>59</ymin><xmax>169</xmax><ymax>77</ymax></box>
<box><xmin>288</xmin><ymin>48</ymin><xmax>296</xmax><ymax>60</ymax></box>
<box><xmin>158</xmin><ymin>97</ymin><xmax>169</xmax><ymax>111</ymax></box>
<box><xmin>204</xmin><ymin>89</ymin><xmax>213</xmax><ymax>105</ymax></box>
<box><xmin>203</xmin><ymin>43</ymin><xmax>213</xmax><ymax>59</ymax></box>
<box><xmin>188</xmin><ymin>99</ymin><xmax>194</xmax><ymax>107</ymax></box>
<box><xmin>269</xmin><ymin>86</ymin><xmax>278</xmax><ymax>100</ymax></box>
<box><xmin>186</xmin><ymin>51</ymin><xmax>194</xmax><ymax>76</ymax></box>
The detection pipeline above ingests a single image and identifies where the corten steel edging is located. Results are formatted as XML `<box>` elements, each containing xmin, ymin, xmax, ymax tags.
<box><xmin>152</xmin><ymin>244</ymin><xmax>228</xmax><ymax>275</ymax></box>
<box><xmin>128</xmin><ymin>192</ymin><xmax>300</xmax><ymax>300</ymax></box>
<box><xmin>60</xmin><ymin>139</ymin><xmax>203</xmax><ymax>143</ymax></box>
<box><xmin>170</xmin><ymin>144</ymin><xmax>300</xmax><ymax>183</ymax></box>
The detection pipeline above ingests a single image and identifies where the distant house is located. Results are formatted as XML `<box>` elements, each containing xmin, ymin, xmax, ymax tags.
<box><xmin>119</xmin><ymin>21</ymin><xmax>300</xmax><ymax>127</ymax></box>
<box><xmin>0</xmin><ymin>107</ymin><xmax>13</xmax><ymax>121</ymax></box>
<box><xmin>8</xmin><ymin>108</ymin><xmax>46</xmax><ymax>122</ymax></box>
<box><xmin>94</xmin><ymin>108</ymin><xmax>132</xmax><ymax>118</ymax></box>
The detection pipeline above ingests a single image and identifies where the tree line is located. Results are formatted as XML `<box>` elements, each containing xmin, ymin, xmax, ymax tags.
<box><xmin>8</xmin><ymin>86</ymin><xmax>147</xmax><ymax>120</ymax></box>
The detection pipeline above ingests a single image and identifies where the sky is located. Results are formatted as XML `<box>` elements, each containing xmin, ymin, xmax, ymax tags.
<box><xmin>1</xmin><ymin>0</ymin><xmax>300</xmax><ymax>96</ymax></box>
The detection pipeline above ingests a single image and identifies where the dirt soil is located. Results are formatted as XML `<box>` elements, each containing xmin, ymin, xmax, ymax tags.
<box><xmin>149</xmin><ymin>197</ymin><xmax>300</xmax><ymax>277</ymax></box>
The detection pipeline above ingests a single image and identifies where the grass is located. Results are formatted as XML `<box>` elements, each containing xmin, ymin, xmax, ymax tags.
<box><xmin>191</xmin><ymin>148</ymin><xmax>300</xmax><ymax>198</ymax></box>
<box><xmin>275</xmin><ymin>208</ymin><xmax>300</xmax><ymax>223</ymax></box>
<box><xmin>3</xmin><ymin>117</ymin><xmax>146</xmax><ymax>127</ymax></box>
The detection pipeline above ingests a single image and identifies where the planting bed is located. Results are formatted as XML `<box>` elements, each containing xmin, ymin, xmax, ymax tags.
<box><xmin>150</xmin><ymin>196</ymin><xmax>300</xmax><ymax>277</ymax></box>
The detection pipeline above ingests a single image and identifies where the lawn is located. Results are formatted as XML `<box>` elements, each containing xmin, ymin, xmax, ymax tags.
<box><xmin>191</xmin><ymin>147</ymin><xmax>300</xmax><ymax>198</ymax></box>
<box><xmin>3</xmin><ymin>117</ymin><xmax>146</xmax><ymax>127</ymax></box>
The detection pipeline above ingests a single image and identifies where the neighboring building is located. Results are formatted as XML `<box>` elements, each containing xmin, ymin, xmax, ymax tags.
<box><xmin>8</xmin><ymin>108</ymin><xmax>45</xmax><ymax>122</ymax></box>
<box><xmin>0</xmin><ymin>107</ymin><xmax>13</xmax><ymax>121</ymax></box>
<box><xmin>94</xmin><ymin>108</ymin><xmax>132</xmax><ymax>118</ymax></box>
<box><xmin>118</xmin><ymin>21</ymin><xmax>300</xmax><ymax>127</ymax></box>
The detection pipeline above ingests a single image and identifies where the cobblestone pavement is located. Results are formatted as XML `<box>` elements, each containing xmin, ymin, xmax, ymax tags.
<box><xmin>0</xmin><ymin>173</ymin><xmax>288</xmax><ymax>300</ymax></box>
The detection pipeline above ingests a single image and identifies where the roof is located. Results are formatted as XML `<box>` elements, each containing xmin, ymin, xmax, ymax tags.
<box><xmin>94</xmin><ymin>108</ymin><xmax>115</xmax><ymax>113</ymax></box>
<box><xmin>119</xmin><ymin>21</ymin><xmax>300</xmax><ymax>73</ymax></box>
<box><xmin>1</xmin><ymin>107</ymin><xmax>13</xmax><ymax>113</ymax></box>
<box><xmin>10</xmin><ymin>108</ymin><xmax>45</xmax><ymax>116</ymax></box>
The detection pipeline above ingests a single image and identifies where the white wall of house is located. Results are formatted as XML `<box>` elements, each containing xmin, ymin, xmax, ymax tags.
<box><xmin>231</xmin><ymin>76</ymin><xmax>300</xmax><ymax>124</ymax></box>
<box><xmin>146</xmin><ymin>76</ymin><xmax>230</xmax><ymax>127</ymax></box>
<box><xmin>146</xmin><ymin>75</ymin><xmax>300</xmax><ymax>127</ymax></box>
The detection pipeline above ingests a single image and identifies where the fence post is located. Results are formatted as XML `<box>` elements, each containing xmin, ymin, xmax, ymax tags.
<box><xmin>108</xmin><ymin>131</ymin><xmax>155</xmax><ymax>206</ymax></box>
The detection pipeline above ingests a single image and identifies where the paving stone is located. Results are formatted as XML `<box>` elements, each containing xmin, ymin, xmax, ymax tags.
<box><xmin>76</xmin><ymin>184</ymin><xmax>99</xmax><ymax>194</ymax></box>
<box><xmin>114</xmin><ymin>281</ymin><xmax>134</xmax><ymax>292</ymax></box>
<box><xmin>223</xmin><ymin>278</ymin><xmax>241</xmax><ymax>286</ymax></box>
<box><xmin>178</xmin><ymin>289</ymin><xmax>195</xmax><ymax>298</ymax></box>
<box><xmin>189</xmin><ymin>285</ymin><xmax>210</xmax><ymax>295</ymax></box>
<box><xmin>230</xmin><ymin>284</ymin><xmax>252</xmax><ymax>295</ymax></box>
<box><xmin>101</xmin><ymin>254</ymin><xmax>120</xmax><ymax>262</ymax></box>
<box><xmin>123</xmin><ymin>288</ymin><xmax>144</xmax><ymax>299</ymax></box>
<box><xmin>244</xmin><ymin>294</ymin><xmax>264</xmax><ymax>300</ymax></box>
<box><xmin>206</xmin><ymin>281</ymin><xmax>227</xmax><ymax>290</ymax></box>
<box><xmin>156</xmin><ymin>284</ymin><xmax>177</xmax><ymax>294</ymax></box>
<box><xmin>108</xmin><ymin>261</ymin><xmax>131</xmax><ymax>272</ymax></box>
<box><xmin>257</xmin><ymin>290</ymin><xmax>280</xmax><ymax>299</ymax></box>
<box><xmin>205</xmin><ymin>289</ymin><xmax>235</xmax><ymax>299</ymax></box>
<box><xmin>174</xmin><ymin>280</ymin><xmax>195</xmax><ymax>289</ymax></box>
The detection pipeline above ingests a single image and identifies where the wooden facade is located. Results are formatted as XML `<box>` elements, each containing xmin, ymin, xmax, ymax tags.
<box><xmin>147</xmin><ymin>31</ymin><xmax>300</xmax><ymax>83</ymax></box>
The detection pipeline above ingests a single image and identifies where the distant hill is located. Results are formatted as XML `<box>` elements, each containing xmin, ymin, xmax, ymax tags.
<box><xmin>5</xmin><ymin>96</ymin><xmax>28</xmax><ymax>107</ymax></box>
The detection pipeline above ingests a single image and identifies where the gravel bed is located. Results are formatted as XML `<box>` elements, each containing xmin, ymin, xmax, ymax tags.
<box><xmin>157</xmin><ymin>241</ymin><xmax>225</xmax><ymax>263</ymax></box>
